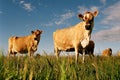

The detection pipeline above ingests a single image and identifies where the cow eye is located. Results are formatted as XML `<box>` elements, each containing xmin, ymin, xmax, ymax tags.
<box><xmin>34</xmin><ymin>38</ymin><xmax>37</xmax><ymax>40</ymax></box>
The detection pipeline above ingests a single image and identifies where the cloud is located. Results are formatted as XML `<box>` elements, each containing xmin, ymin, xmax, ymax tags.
<box><xmin>92</xmin><ymin>1</ymin><xmax>120</xmax><ymax>42</ymax></box>
<box><xmin>90</xmin><ymin>6</ymin><xmax>99</xmax><ymax>12</ymax></box>
<box><xmin>77</xmin><ymin>6</ymin><xmax>87</xmax><ymax>14</ymax></box>
<box><xmin>92</xmin><ymin>26</ymin><xmax>120</xmax><ymax>42</ymax></box>
<box><xmin>20</xmin><ymin>1</ymin><xmax>24</xmax><ymax>4</ymax></box>
<box><xmin>23</xmin><ymin>3</ymin><xmax>33</xmax><ymax>12</ymax></box>
<box><xmin>43</xmin><ymin>6</ymin><xmax>99</xmax><ymax>27</ymax></box>
<box><xmin>78</xmin><ymin>6</ymin><xmax>99</xmax><ymax>14</ymax></box>
<box><xmin>54</xmin><ymin>10</ymin><xmax>75</xmax><ymax>25</ymax></box>
<box><xmin>101</xmin><ymin>1</ymin><xmax>120</xmax><ymax>25</ymax></box>
<box><xmin>100</xmin><ymin>0</ymin><xmax>106</xmax><ymax>5</ymax></box>
<box><xmin>19</xmin><ymin>0</ymin><xmax>34</xmax><ymax>12</ymax></box>
<box><xmin>42</xmin><ymin>23</ymin><xmax>53</xmax><ymax>27</ymax></box>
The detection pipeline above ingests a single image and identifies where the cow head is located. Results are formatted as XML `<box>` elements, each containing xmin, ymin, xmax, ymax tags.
<box><xmin>108</xmin><ymin>48</ymin><xmax>112</xmax><ymax>56</ymax></box>
<box><xmin>31</xmin><ymin>29</ymin><xmax>43</xmax><ymax>51</ymax></box>
<box><xmin>78</xmin><ymin>10</ymin><xmax>98</xmax><ymax>30</ymax></box>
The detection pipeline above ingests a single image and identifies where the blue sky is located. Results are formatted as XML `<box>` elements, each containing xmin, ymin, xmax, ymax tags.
<box><xmin>0</xmin><ymin>0</ymin><xmax>120</xmax><ymax>55</ymax></box>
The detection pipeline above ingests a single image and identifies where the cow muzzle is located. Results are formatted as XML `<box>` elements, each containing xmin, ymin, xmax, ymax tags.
<box><xmin>85</xmin><ymin>24</ymin><xmax>91</xmax><ymax>30</ymax></box>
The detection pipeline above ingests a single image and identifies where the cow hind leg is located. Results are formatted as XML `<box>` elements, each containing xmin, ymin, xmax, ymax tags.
<box><xmin>89</xmin><ymin>52</ymin><xmax>94</xmax><ymax>58</ymax></box>
<box><xmin>7</xmin><ymin>49</ymin><xmax>13</xmax><ymax>58</ymax></box>
<box><xmin>54</xmin><ymin>47</ymin><xmax>60</xmax><ymax>60</ymax></box>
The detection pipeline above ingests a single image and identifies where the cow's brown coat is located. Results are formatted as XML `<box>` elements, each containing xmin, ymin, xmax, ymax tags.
<box><xmin>8</xmin><ymin>29</ymin><xmax>43</xmax><ymax>57</ymax></box>
<box><xmin>102</xmin><ymin>48</ymin><xmax>112</xmax><ymax>56</ymax></box>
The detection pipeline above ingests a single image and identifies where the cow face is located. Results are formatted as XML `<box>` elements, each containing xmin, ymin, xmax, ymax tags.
<box><xmin>109</xmin><ymin>48</ymin><xmax>112</xmax><ymax>55</ymax></box>
<box><xmin>31</xmin><ymin>30</ymin><xmax>43</xmax><ymax>51</ymax></box>
<box><xmin>78</xmin><ymin>10</ymin><xmax>98</xmax><ymax>30</ymax></box>
<box><xmin>31</xmin><ymin>30</ymin><xmax>43</xmax><ymax>42</ymax></box>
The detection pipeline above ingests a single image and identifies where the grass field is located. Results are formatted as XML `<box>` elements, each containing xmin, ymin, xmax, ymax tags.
<box><xmin>0</xmin><ymin>51</ymin><xmax>120</xmax><ymax>80</ymax></box>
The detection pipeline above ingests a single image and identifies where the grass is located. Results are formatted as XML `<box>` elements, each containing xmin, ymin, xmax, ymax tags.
<box><xmin>0</xmin><ymin>52</ymin><xmax>120</xmax><ymax>80</ymax></box>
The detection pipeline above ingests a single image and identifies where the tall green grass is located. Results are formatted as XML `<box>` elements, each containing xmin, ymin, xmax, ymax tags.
<box><xmin>0</xmin><ymin>53</ymin><xmax>120</xmax><ymax>80</ymax></box>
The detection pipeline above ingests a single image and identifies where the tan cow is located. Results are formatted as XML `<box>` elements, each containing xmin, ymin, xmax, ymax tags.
<box><xmin>102</xmin><ymin>48</ymin><xmax>112</xmax><ymax>56</ymax></box>
<box><xmin>117</xmin><ymin>51</ymin><xmax>120</xmax><ymax>56</ymax></box>
<box><xmin>53</xmin><ymin>10</ymin><xmax>98</xmax><ymax>63</ymax></box>
<box><xmin>8</xmin><ymin>29</ymin><xmax>43</xmax><ymax>57</ymax></box>
<box><xmin>66</xmin><ymin>40</ymin><xmax>95</xmax><ymax>57</ymax></box>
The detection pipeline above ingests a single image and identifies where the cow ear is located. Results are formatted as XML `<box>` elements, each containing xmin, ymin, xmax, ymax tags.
<box><xmin>40</xmin><ymin>30</ymin><xmax>43</xmax><ymax>34</ymax></box>
<box><xmin>93</xmin><ymin>10</ymin><xmax>99</xmax><ymax>17</ymax></box>
<box><xmin>78</xmin><ymin>14</ymin><xmax>83</xmax><ymax>21</ymax></box>
<box><xmin>31</xmin><ymin>31</ymin><xmax>34</xmax><ymax>34</ymax></box>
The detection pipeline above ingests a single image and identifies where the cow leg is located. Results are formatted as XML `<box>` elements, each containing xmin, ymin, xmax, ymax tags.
<box><xmin>28</xmin><ymin>51</ymin><xmax>31</xmax><ymax>57</ymax></box>
<box><xmin>7</xmin><ymin>48</ymin><xmax>12</xmax><ymax>58</ymax></box>
<box><xmin>89</xmin><ymin>52</ymin><xmax>94</xmax><ymax>59</ymax></box>
<box><xmin>7</xmin><ymin>51</ymin><xmax>10</xmax><ymax>58</ymax></box>
<box><xmin>13</xmin><ymin>53</ymin><xmax>16</xmax><ymax>57</ymax></box>
<box><xmin>75</xmin><ymin>47</ymin><xmax>79</xmax><ymax>63</ymax></box>
<box><xmin>31</xmin><ymin>52</ymin><xmax>34</xmax><ymax>57</ymax></box>
<box><xmin>81</xmin><ymin>37</ymin><xmax>90</xmax><ymax>63</ymax></box>
<box><xmin>82</xmin><ymin>49</ymin><xmax>85</xmax><ymax>63</ymax></box>
<box><xmin>54</xmin><ymin>47</ymin><xmax>60</xmax><ymax>60</ymax></box>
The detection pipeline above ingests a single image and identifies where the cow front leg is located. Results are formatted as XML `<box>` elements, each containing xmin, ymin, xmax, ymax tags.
<box><xmin>28</xmin><ymin>51</ymin><xmax>33</xmax><ymax>58</ymax></box>
<box><xmin>28</xmin><ymin>52</ymin><xmax>31</xmax><ymax>57</ymax></box>
<box><xmin>82</xmin><ymin>49</ymin><xmax>85</xmax><ymax>63</ymax></box>
<box><xmin>7</xmin><ymin>51</ymin><xmax>10</xmax><ymax>58</ymax></box>
<box><xmin>75</xmin><ymin>47</ymin><xmax>79</xmax><ymax>63</ymax></box>
<box><xmin>28</xmin><ymin>51</ymin><xmax>34</xmax><ymax>58</ymax></box>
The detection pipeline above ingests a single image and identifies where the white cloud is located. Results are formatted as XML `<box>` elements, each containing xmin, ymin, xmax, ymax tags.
<box><xmin>23</xmin><ymin>3</ymin><xmax>33</xmax><ymax>12</ymax></box>
<box><xmin>92</xmin><ymin>1</ymin><xmax>120</xmax><ymax>42</ymax></box>
<box><xmin>78</xmin><ymin>6</ymin><xmax>99</xmax><ymax>14</ymax></box>
<box><xmin>42</xmin><ymin>23</ymin><xmax>53</xmax><ymax>27</ymax></box>
<box><xmin>92</xmin><ymin>26</ymin><xmax>120</xmax><ymax>42</ymax></box>
<box><xmin>78</xmin><ymin>6</ymin><xmax>87</xmax><ymax>14</ymax></box>
<box><xmin>100</xmin><ymin>0</ymin><xmax>106</xmax><ymax>5</ymax></box>
<box><xmin>54</xmin><ymin>10</ymin><xmax>75</xmax><ymax>25</ymax></box>
<box><xmin>90</xmin><ymin>6</ymin><xmax>99</xmax><ymax>12</ymax></box>
<box><xmin>40</xmin><ymin>10</ymin><xmax>75</xmax><ymax>27</ymax></box>
<box><xmin>101</xmin><ymin>1</ymin><xmax>120</xmax><ymax>25</ymax></box>
<box><xmin>20</xmin><ymin>1</ymin><xmax>24</xmax><ymax>4</ymax></box>
<box><xmin>19</xmin><ymin>1</ymin><xmax>34</xmax><ymax>12</ymax></box>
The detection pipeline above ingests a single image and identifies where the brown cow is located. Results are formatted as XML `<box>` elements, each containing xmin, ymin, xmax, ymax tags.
<box><xmin>8</xmin><ymin>29</ymin><xmax>43</xmax><ymax>57</ymax></box>
<box><xmin>117</xmin><ymin>51</ymin><xmax>120</xmax><ymax>56</ymax></box>
<box><xmin>53</xmin><ymin>10</ymin><xmax>98</xmax><ymax>63</ymax></box>
<box><xmin>102</xmin><ymin>48</ymin><xmax>112</xmax><ymax>56</ymax></box>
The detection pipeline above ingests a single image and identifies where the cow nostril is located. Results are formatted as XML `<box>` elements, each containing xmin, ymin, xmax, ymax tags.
<box><xmin>34</xmin><ymin>38</ymin><xmax>37</xmax><ymax>40</ymax></box>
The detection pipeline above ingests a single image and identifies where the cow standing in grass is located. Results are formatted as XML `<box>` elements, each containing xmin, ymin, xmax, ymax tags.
<box><xmin>8</xmin><ymin>29</ymin><xmax>43</xmax><ymax>57</ymax></box>
<box><xmin>102</xmin><ymin>48</ymin><xmax>112</xmax><ymax>56</ymax></box>
<box><xmin>53</xmin><ymin>10</ymin><xmax>98</xmax><ymax>63</ymax></box>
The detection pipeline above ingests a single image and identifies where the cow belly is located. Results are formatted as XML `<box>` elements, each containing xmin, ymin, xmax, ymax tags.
<box><xmin>55</xmin><ymin>41</ymin><xmax>73</xmax><ymax>51</ymax></box>
<box><xmin>13</xmin><ymin>45</ymin><xmax>28</xmax><ymax>53</ymax></box>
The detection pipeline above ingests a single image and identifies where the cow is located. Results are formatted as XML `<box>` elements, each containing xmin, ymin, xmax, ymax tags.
<box><xmin>8</xmin><ymin>29</ymin><xmax>43</xmax><ymax>57</ymax></box>
<box><xmin>53</xmin><ymin>10</ymin><xmax>98</xmax><ymax>63</ymax></box>
<box><xmin>66</xmin><ymin>40</ymin><xmax>95</xmax><ymax>57</ymax></box>
<box><xmin>102</xmin><ymin>48</ymin><xmax>112</xmax><ymax>56</ymax></box>
<box><xmin>118</xmin><ymin>51</ymin><xmax>120</xmax><ymax>57</ymax></box>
